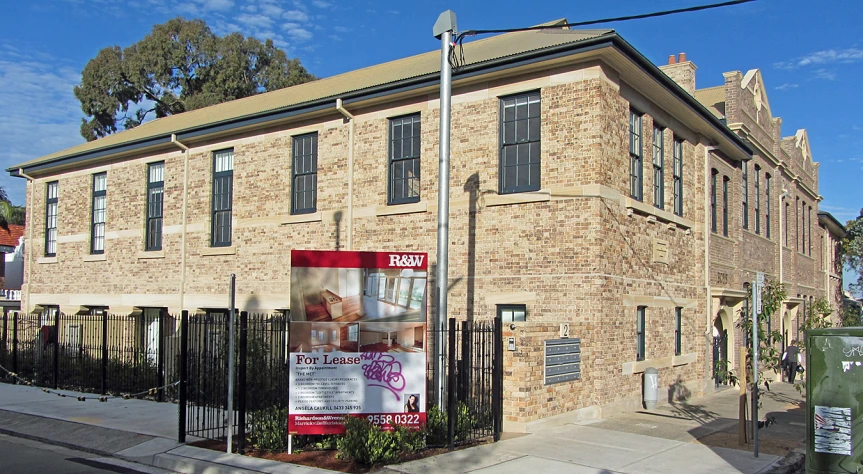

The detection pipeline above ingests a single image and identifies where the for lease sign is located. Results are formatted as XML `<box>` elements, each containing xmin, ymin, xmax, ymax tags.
<box><xmin>288</xmin><ymin>250</ymin><xmax>428</xmax><ymax>434</ymax></box>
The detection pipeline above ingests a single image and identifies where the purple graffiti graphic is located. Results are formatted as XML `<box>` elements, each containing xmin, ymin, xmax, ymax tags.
<box><xmin>361</xmin><ymin>352</ymin><xmax>405</xmax><ymax>401</ymax></box>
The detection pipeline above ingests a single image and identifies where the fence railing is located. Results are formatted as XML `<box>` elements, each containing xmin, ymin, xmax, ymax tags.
<box><xmin>0</xmin><ymin>311</ymin><xmax>179</xmax><ymax>399</ymax></box>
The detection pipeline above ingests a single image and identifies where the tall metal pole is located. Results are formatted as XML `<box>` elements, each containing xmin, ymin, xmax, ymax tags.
<box><xmin>226</xmin><ymin>274</ymin><xmax>236</xmax><ymax>454</ymax></box>
<box><xmin>433</xmin><ymin>10</ymin><xmax>457</xmax><ymax>409</ymax></box>
<box><xmin>751</xmin><ymin>278</ymin><xmax>759</xmax><ymax>458</ymax></box>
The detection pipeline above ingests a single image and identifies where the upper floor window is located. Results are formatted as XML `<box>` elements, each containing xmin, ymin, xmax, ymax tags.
<box><xmin>91</xmin><ymin>173</ymin><xmax>106</xmax><ymax>254</ymax></box>
<box><xmin>672</xmin><ymin>138</ymin><xmax>683</xmax><ymax>217</ymax></box>
<box><xmin>211</xmin><ymin>149</ymin><xmax>233</xmax><ymax>247</ymax></box>
<box><xmin>45</xmin><ymin>181</ymin><xmax>58</xmax><ymax>257</ymax></box>
<box><xmin>292</xmin><ymin>133</ymin><xmax>318</xmax><ymax>214</ymax></box>
<box><xmin>765</xmin><ymin>173</ymin><xmax>771</xmax><ymax>239</ymax></box>
<box><xmin>722</xmin><ymin>176</ymin><xmax>729</xmax><ymax>237</ymax></box>
<box><xmin>710</xmin><ymin>169</ymin><xmax>718</xmax><ymax>233</ymax></box>
<box><xmin>652</xmin><ymin>126</ymin><xmax>664</xmax><ymax>209</ymax></box>
<box><xmin>629</xmin><ymin>111</ymin><xmax>643</xmax><ymax>201</ymax></box>
<box><xmin>754</xmin><ymin>165</ymin><xmax>761</xmax><ymax>234</ymax></box>
<box><xmin>784</xmin><ymin>201</ymin><xmax>789</xmax><ymax>247</ymax></box>
<box><xmin>146</xmin><ymin>162</ymin><xmax>164</xmax><ymax>251</ymax></box>
<box><xmin>742</xmin><ymin>161</ymin><xmax>749</xmax><ymax>229</ymax></box>
<box><xmin>808</xmin><ymin>205</ymin><xmax>813</xmax><ymax>256</ymax></box>
<box><xmin>500</xmin><ymin>92</ymin><xmax>541</xmax><ymax>194</ymax></box>
<box><xmin>801</xmin><ymin>200</ymin><xmax>806</xmax><ymax>253</ymax></box>
<box><xmin>389</xmin><ymin>115</ymin><xmax>421</xmax><ymax>204</ymax></box>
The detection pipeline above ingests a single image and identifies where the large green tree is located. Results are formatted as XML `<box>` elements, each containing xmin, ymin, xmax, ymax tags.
<box><xmin>75</xmin><ymin>18</ymin><xmax>316</xmax><ymax>141</ymax></box>
<box><xmin>845</xmin><ymin>209</ymin><xmax>863</xmax><ymax>297</ymax></box>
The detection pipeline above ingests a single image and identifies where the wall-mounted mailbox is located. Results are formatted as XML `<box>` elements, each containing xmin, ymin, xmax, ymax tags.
<box><xmin>545</xmin><ymin>337</ymin><xmax>581</xmax><ymax>385</ymax></box>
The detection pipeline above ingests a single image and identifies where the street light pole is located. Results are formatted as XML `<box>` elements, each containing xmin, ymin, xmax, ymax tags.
<box><xmin>432</xmin><ymin>10</ymin><xmax>457</xmax><ymax>409</ymax></box>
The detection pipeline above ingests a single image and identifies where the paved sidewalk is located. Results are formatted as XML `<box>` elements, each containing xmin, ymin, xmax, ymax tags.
<box><xmin>0</xmin><ymin>382</ymin><xmax>335</xmax><ymax>474</ymax></box>
<box><xmin>387</xmin><ymin>382</ymin><xmax>805</xmax><ymax>474</ymax></box>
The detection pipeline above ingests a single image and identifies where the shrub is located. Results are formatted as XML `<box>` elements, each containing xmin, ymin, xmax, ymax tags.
<box><xmin>337</xmin><ymin>416</ymin><xmax>424</xmax><ymax>466</ymax></box>
<box><xmin>248</xmin><ymin>407</ymin><xmax>289</xmax><ymax>451</ymax></box>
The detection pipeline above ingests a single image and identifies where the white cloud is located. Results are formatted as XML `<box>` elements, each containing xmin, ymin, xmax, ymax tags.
<box><xmin>236</xmin><ymin>13</ymin><xmax>275</xmax><ymax>30</ymax></box>
<box><xmin>774</xmin><ymin>83</ymin><xmax>798</xmax><ymax>91</ymax></box>
<box><xmin>311</xmin><ymin>0</ymin><xmax>331</xmax><ymax>8</ymax></box>
<box><xmin>774</xmin><ymin>48</ymin><xmax>863</xmax><ymax>69</ymax></box>
<box><xmin>813</xmin><ymin>68</ymin><xmax>836</xmax><ymax>80</ymax></box>
<box><xmin>0</xmin><ymin>43</ymin><xmax>83</xmax><ymax>205</ymax></box>
<box><xmin>282</xmin><ymin>22</ymin><xmax>313</xmax><ymax>41</ymax></box>
<box><xmin>284</xmin><ymin>9</ymin><xmax>309</xmax><ymax>22</ymax></box>
<box><xmin>819</xmin><ymin>204</ymin><xmax>860</xmax><ymax>223</ymax></box>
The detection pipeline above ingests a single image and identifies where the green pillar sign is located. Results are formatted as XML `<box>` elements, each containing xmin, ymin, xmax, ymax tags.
<box><xmin>806</xmin><ymin>328</ymin><xmax>863</xmax><ymax>473</ymax></box>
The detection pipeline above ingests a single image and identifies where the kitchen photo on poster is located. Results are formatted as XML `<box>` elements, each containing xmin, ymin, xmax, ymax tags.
<box><xmin>288</xmin><ymin>250</ymin><xmax>428</xmax><ymax>435</ymax></box>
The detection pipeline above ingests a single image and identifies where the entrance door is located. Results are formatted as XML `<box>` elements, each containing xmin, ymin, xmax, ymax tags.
<box><xmin>712</xmin><ymin>317</ymin><xmax>729</xmax><ymax>386</ymax></box>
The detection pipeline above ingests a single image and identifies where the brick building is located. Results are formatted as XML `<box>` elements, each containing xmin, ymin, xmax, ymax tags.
<box><xmin>7</xmin><ymin>23</ymin><xmax>843</xmax><ymax>430</ymax></box>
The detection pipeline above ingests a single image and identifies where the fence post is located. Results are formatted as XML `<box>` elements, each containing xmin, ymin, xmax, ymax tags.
<box><xmin>178</xmin><ymin>310</ymin><xmax>188</xmax><ymax>443</ymax></box>
<box><xmin>101</xmin><ymin>311</ymin><xmax>108</xmax><ymax>394</ymax></box>
<box><xmin>53</xmin><ymin>310</ymin><xmax>60</xmax><ymax>389</ymax></box>
<box><xmin>238</xmin><ymin>311</ymin><xmax>248</xmax><ymax>455</ymax></box>
<box><xmin>459</xmin><ymin>320</ymin><xmax>469</xmax><ymax>403</ymax></box>
<box><xmin>158</xmin><ymin>309</ymin><xmax>165</xmax><ymax>402</ymax></box>
<box><xmin>11</xmin><ymin>312</ymin><xmax>17</xmax><ymax>384</ymax></box>
<box><xmin>1</xmin><ymin>310</ymin><xmax>7</xmax><ymax>371</ymax></box>
<box><xmin>447</xmin><ymin>317</ymin><xmax>456</xmax><ymax>450</ymax></box>
<box><xmin>492</xmin><ymin>317</ymin><xmax>503</xmax><ymax>441</ymax></box>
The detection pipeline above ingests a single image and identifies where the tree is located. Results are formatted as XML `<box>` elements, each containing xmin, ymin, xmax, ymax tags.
<box><xmin>0</xmin><ymin>187</ymin><xmax>25</xmax><ymax>229</ymax></box>
<box><xmin>75</xmin><ymin>18</ymin><xmax>316</xmax><ymax>141</ymax></box>
<box><xmin>845</xmin><ymin>209</ymin><xmax>863</xmax><ymax>297</ymax></box>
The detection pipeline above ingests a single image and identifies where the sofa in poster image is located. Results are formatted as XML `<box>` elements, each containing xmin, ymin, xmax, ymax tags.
<box><xmin>290</xmin><ymin>267</ymin><xmax>427</xmax><ymax>323</ymax></box>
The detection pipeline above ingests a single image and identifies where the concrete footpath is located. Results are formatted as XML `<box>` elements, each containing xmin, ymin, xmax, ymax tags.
<box><xmin>0</xmin><ymin>382</ymin><xmax>335</xmax><ymax>473</ymax></box>
<box><xmin>0</xmin><ymin>380</ymin><xmax>805</xmax><ymax>473</ymax></box>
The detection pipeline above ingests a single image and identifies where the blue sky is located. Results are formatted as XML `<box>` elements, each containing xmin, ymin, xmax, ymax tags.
<box><xmin>0</xmin><ymin>0</ymin><xmax>861</xmax><ymax>285</ymax></box>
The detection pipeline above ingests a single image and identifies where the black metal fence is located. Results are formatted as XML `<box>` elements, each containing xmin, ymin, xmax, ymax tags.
<box><xmin>0</xmin><ymin>311</ymin><xmax>179</xmax><ymax>399</ymax></box>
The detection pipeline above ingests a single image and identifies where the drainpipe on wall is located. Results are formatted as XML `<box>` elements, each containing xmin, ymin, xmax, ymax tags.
<box><xmin>703</xmin><ymin>144</ymin><xmax>718</xmax><ymax>389</ymax></box>
<box><xmin>336</xmin><ymin>99</ymin><xmax>354</xmax><ymax>251</ymax></box>
<box><xmin>171</xmin><ymin>134</ymin><xmax>190</xmax><ymax>312</ymax></box>
<box><xmin>17</xmin><ymin>168</ymin><xmax>35</xmax><ymax>313</ymax></box>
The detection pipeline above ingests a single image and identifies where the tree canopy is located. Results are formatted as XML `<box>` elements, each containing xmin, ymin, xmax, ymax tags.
<box><xmin>75</xmin><ymin>18</ymin><xmax>316</xmax><ymax>141</ymax></box>
<box><xmin>844</xmin><ymin>209</ymin><xmax>863</xmax><ymax>297</ymax></box>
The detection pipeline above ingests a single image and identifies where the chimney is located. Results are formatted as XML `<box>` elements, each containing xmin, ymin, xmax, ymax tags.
<box><xmin>659</xmin><ymin>52</ymin><xmax>697</xmax><ymax>95</ymax></box>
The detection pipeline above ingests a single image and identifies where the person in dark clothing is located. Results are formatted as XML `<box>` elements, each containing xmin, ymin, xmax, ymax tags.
<box><xmin>782</xmin><ymin>343</ymin><xmax>802</xmax><ymax>383</ymax></box>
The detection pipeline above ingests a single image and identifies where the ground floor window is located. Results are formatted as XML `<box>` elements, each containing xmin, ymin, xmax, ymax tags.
<box><xmin>498</xmin><ymin>304</ymin><xmax>526</xmax><ymax>323</ymax></box>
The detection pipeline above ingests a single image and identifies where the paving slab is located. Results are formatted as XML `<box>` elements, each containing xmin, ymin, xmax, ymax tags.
<box><xmin>469</xmin><ymin>455</ymin><xmax>624</xmax><ymax>474</ymax></box>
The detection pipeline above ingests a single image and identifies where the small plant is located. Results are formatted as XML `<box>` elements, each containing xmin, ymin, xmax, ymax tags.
<box><xmin>248</xmin><ymin>407</ymin><xmax>289</xmax><ymax>451</ymax></box>
<box><xmin>337</xmin><ymin>416</ymin><xmax>425</xmax><ymax>466</ymax></box>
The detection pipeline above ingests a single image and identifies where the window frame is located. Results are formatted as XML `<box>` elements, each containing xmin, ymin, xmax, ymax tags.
<box><xmin>765</xmin><ymin>173</ymin><xmax>771</xmax><ymax>239</ymax></box>
<box><xmin>211</xmin><ymin>149</ymin><xmax>234</xmax><ymax>247</ymax></box>
<box><xmin>742</xmin><ymin>161</ymin><xmax>749</xmax><ymax>229</ymax></box>
<box><xmin>44</xmin><ymin>181</ymin><xmax>58</xmax><ymax>257</ymax></box>
<box><xmin>90</xmin><ymin>172</ymin><xmax>107</xmax><ymax>254</ymax></box>
<box><xmin>499</xmin><ymin>91</ymin><xmax>542</xmax><ymax>194</ymax></box>
<box><xmin>710</xmin><ymin>169</ymin><xmax>718</xmax><ymax>233</ymax></box>
<box><xmin>652</xmin><ymin>126</ymin><xmax>664</xmax><ymax>209</ymax></box>
<box><xmin>629</xmin><ymin>110</ymin><xmax>643</xmax><ymax>201</ymax></box>
<box><xmin>674</xmin><ymin>307</ymin><xmax>682</xmax><ymax>356</ymax></box>
<box><xmin>754</xmin><ymin>165</ymin><xmax>761</xmax><ymax>234</ymax></box>
<box><xmin>498</xmin><ymin>304</ymin><xmax>526</xmax><ymax>323</ymax></box>
<box><xmin>672</xmin><ymin>137</ymin><xmax>683</xmax><ymax>217</ymax></box>
<box><xmin>722</xmin><ymin>175</ymin><xmax>729</xmax><ymax>237</ymax></box>
<box><xmin>388</xmin><ymin>114</ymin><xmax>422</xmax><ymax>205</ymax></box>
<box><xmin>146</xmin><ymin>162</ymin><xmax>165</xmax><ymax>251</ymax></box>
<box><xmin>636</xmin><ymin>306</ymin><xmax>646</xmax><ymax>361</ymax></box>
<box><xmin>292</xmin><ymin>133</ymin><xmax>318</xmax><ymax>215</ymax></box>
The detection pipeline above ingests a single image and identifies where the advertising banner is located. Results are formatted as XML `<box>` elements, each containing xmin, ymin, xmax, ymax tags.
<box><xmin>288</xmin><ymin>250</ymin><xmax>428</xmax><ymax>434</ymax></box>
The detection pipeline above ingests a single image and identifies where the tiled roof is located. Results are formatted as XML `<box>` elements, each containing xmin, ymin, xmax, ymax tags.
<box><xmin>0</xmin><ymin>224</ymin><xmax>24</xmax><ymax>248</ymax></box>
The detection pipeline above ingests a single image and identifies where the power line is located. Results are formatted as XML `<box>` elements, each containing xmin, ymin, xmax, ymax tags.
<box><xmin>456</xmin><ymin>0</ymin><xmax>755</xmax><ymax>41</ymax></box>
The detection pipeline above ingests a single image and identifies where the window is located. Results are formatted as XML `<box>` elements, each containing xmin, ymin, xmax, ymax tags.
<box><xmin>45</xmin><ymin>182</ymin><xmax>58</xmax><ymax>256</ymax></box>
<box><xmin>211</xmin><ymin>149</ymin><xmax>233</xmax><ymax>247</ymax></box>
<box><xmin>498</xmin><ymin>304</ymin><xmax>526</xmax><ymax>323</ymax></box>
<box><xmin>808</xmin><ymin>205</ymin><xmax>812</xmax><ymax>255</ymax></box>
<box><xmin>674</xmin><ymin>307</ymin><xmax>682</xmax><ymax>356</ymax></box>
<box><xmin>754</xmin><ymin>165</ymin><xmax>761</xmax><ymax>234</ymax></box>
<box><xmin>500</xmin><ymin>92</ymin><xmax>541</xmax><ymax>194</ymax></box>
<box><xmin>742</xmin><ymin>161</ymin><xmax>748</xmax><ymax>229</ymax></box>
<box><xmin>652</xmin><ymin>126</ymin><xmax>664</xmax><ymax>209</ymax></box>
<box><xmin>636</xmin><ymin>306</ymin><xmax>646</xmax><ymax>361</ymax></box>
<box><xmin>722</xmin><ymin>176</ymin><xmax>729</xmax><ymax>236</ymax></box>
<box><xmin>146</xmin><ymin>162</ymin><xmax>164</xmax><ymax>251</ymax></box>
<box><xmin>784</xmin><ymin>201</ymin><xmax>789</xmax><ymax>247</ymax></box>
<box><xmin>348</xmin><ymin>324</ymin><xmax>358</xmax><ymax>342</ymax></box>
<box><xmin>765</xmin><ymin>173</ymin><xmax>771</xmax><ymax>238</ymax></box>
<box><xmin>672</xmin><ymin>138</ymin><xmax>683</xmax><ymax>217</ymax></box>
<box><xmin>796</xmin><ymin>197</ymin><xmax>800</xmax><ymax>251</ymax></box>
<box><xmin>629</xmin><ymin>111</ymin><xmax>643</xmax><ymax>201</ymax></box>
<box><xmin>801</xmin><ymin>200</ymin><xmax>806</xmax><ymax>253</ymax></box>
<box><xmin>389</xmin><ymin>115</ymin><xmax>421</xmax><ymax>204</ymax></box>
<box><xmin>710</xmin><ymin>169</ymin><xmax>718</xmax><ymax>233</ymax></box>
<box><xmin>91</xmin><ymin>173</ymin><xmax>107</xmax><ymax>254</ymax></box>
<box><xmin>292</xmin><ymin>133</ymin><xmax>317</xmax><ymax>214</ymax></box>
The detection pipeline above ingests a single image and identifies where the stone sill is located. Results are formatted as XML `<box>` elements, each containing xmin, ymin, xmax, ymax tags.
<box><xmin>137</xmin><ymin>251</ymin><xmax>166</xmax><ymax>259</ymax></box>
<box><xmin>376</xmin><ymin>201</ymin><xmax>428</xmax><ymax>217</ymax></box>
<box><xmin>484</xmin><ymin>189</ymin><xmax>551</xmax><ymax>207</ymax></box>
<box><xmin>201</xmin><ymin>246</ymin><xmax>236</xmax><ymax>256</ymax></box>
<box><xmin>742</xmin><ymin>229</ymin><xmax>777</xmax><ymax>245</ymax></box>
<box><xmin>797</xmin><ymin>252</ymin><xmax>815</xmax><ymax>261</ymax></box>
<box><xmin>37</xmin><ymin>256</ymin><xmax>58</xmax><ymax>265</ymax></box>
<box><xmin>710</xmin><ymin>232</ymin><xmax>736</xmax><ymax>244</ymax></box>
<box><xmin>281</xmin><ymin>212</ymin><xmax>322</xmax><ymax>225</ymax></box>
<box><xmin>622</xmin><ymin>352</ymin><xmax>697</xmax><ymax>375</ymax></box>
<box><xmin>82</xmin><ymin>254</ymin><xmax>107</xmax><ymax>262</ymax></box>
<box><xmin>624</xmin><ymin>197</ymin><xmax>694</xmax><ymax>231</ymax></box>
